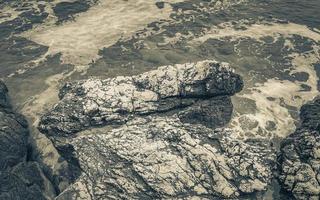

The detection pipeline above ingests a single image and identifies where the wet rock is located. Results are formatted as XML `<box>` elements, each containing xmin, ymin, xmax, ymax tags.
<box><xmin>0</xmin><ymin>80</ymin><xmax>55</xmax><ymax>200</ymax></box>
<box><xmin>56</xmin><ymin>117</ymin><xmax>275</xmax><ymax>199</ymax></box>
<box><xmin>279</xmin><ymin>98</ymin><xmax>320</xmax><ymax>199</ymax></box>
<box><xmin>39</xmin><ymin>60</ymin><xmax>243</xmax><ymax>138</ymax></box>
<box><xmin>0</xmin><ymin>170</ymin><xmax>46</xmax><ymax>200</ymax></box>
<box><xmin>38</xmin><ymin>60</ymin><xmax>277</xmax><ymax>199</ymax></box>
<box><xmin>0</xmin><ymin>87</ymin><xmax>29</xmax><ymax>172</ymax></box>
<box><xmin>299</xmin><ymin>99</ymin><xmax>320</xmax><ymax>131</ymax></box>
<box><xmin>0</xmin><ymin>81</ymin><xmax>9</xmax><ymax>108</ymax></box>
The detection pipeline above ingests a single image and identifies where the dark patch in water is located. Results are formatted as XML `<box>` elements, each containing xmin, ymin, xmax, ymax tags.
<box><xmin>314</xmin><ymin>63</ymin><xmax>320</xmax><ymax>91</ymax></box>
<box><xmin>279</xmin><ymin>98</ymin><xmax>299</xmax><ymax>121</ymax></box>
<box><xmin>267</xmin><ymin>97</ymin><xmax>276</xmax><ymax>101</ymax></box>
<box><xmin>0</xmin><ymin>37</ymin><xmax>48</xmax><ymax>77</ymax></box>
<box><xmin>291</xmin><ymin>35</ymin><xmax>315</xmax><ymax>52</ymax></box>
<box><xmin>232</xmin><ymin>96</ymin><xmax>258</xmax><ymax>114</ymax></box>
<box><xmin>0</xmin><ymin>5</ymin><xmax>48</xmax><ymax>40</ymax></box>
<box><xmin>299</xmin><ymin>83</ymin><xmax>312</xmax><ymax>92</ymax></box>
<box><xmin>261</xmin><ymin>0</ymin><xmax>320</xmax><ymax>29</ymax></box>
<box><xmin>291</xmin><ymin>72</ymin><xmax>309</xmax><ymax>82</ymax></box>
<box><xmin>93</xmin><ymin>0</ymin><xmax>319</xmax><ymax>86</ymax></box>
<box><xmin>155</xmin><ymin>2</ymin><xmax>165</xmax><ymax>9</ymax></box>
<box><xmin>53</xmin><ymin>0</ymin><xmax>93</xmax><ymax>23</ymax></box>
<box><xmin>4</xmin><ymin>54</ymin><xmax>74</xmax><ymax>108</ymax></box>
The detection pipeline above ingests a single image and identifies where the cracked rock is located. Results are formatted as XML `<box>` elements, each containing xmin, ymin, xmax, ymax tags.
<box><xmin>56</xmin><ymin>117</ymin><xmax>275</xmax><ymax>199</ymax></box>
<box><xmin>0</xmin><ymin>81</ymin><xmax>56</xmax><ymax>200</ymax></box>
<box><xmin>38</xmin><ymin>60</ymin><xmax>276</xmax><ymax>199</ymax></box>
<box><xmin>279</xmin><ymin>99</ymin><xmax>320</xmax><ymax>200</ymax></box>
<box><xmin>39</xmin><ymin>60</ymin><xmax>243</xmax><ymax>138</ymax></box>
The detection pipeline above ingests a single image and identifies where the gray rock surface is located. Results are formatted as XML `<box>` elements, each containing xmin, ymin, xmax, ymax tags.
<box><xmin>279</xmin><ymin>99</ymin><xmax>320</xmax><ymax>199</ymax></box>
<box><xmin>0</xmin><ymin>81</ymin><xmax>9</xmax><ymax>108</ymax></box>
<box><xmin>279</xmin><ymin>98</ymin><xmax>320</xmax><ymax>200</ymax></box>
<box><xmin>55</xmin><ymin>117</ymin><xmax>275</xmax><ymax>199</ymax></box>
<box><xmin>38</xmin><ymin>60</ymin><xmax>277</xmax><ymax>199</ymax></box>
<box><xmin>39</xmin><ymin>60</ymin><xmax>243</xmax><ymax>138</ymax></box>
<box><xmin>0</xmin><ymin>80</ymin><xmax>56</xmax><ymax>200</ymax></box>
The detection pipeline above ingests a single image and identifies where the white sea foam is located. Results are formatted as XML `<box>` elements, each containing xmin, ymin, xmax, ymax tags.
<box><xmin>192</xmin><ymin>21</ymin><xmax>320</xmax><ymax>138</ymax></box>
<box><xmin>20</xmin><ymin>0</ymin><xmax>186</xmax><ymax>66</ymax></box>
<box><xmin>191</xmin><ymin>21</ymin><xmax>320</xmax><ymax>44</ymax></box>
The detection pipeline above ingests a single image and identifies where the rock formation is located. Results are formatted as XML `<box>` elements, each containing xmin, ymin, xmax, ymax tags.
<box><xmin>55</xmin><ymin>117</ymin><xmax>275</xmax><ymax>199</ymax></box>
<box><xmin>39</xmin><ymin>60</ymin><xmax>243</xmax><ymax>138</ymax></box>
<box><xmin>0</xmin><ymin>81</ymin><xmax>56</xmax><ymax>200</ymax></box>
<box><xmin>279</xmin><ymin>98</ymin><xmax>320</xmax><ymax>200</ymax></box>
<box><xmin>38</xmin><ymin>60</ymin><xmax>277</xmax><ymax>199</ymax></box>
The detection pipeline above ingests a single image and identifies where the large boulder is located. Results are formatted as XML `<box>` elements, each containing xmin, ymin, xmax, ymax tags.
<box><xmin>279</xmin><ymin>98</ymin><xmax>320</xmax><ymax>200</ymax></box>
<box><xmin>56</xmin><ymin>117</ymin><xmax>275</xmax><ymax>199</ymax></box>
<box><xmin>38</xmin><ymin>60</ymin><xmax>276</xmax><ymax>199</ymax></box>
<box><xmin>0</xmin><ymin>101</ymin><xmax>28</xmax><ymax>172</ymax></box>
<box><xmin>0</xmin><ymin>80</ymin><xmax>56</xmax><ymax>200</ymax></box>
<box><xmin>39</xmin><ymin>60</ymin><xmax>243</xmax><ymax>138</ymax></box>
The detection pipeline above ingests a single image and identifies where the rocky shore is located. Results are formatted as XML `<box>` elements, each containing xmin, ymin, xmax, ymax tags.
<box><xmin>0</xmin><ymin>81</ymin><xmax>56</xmax><ymax>200</ymax></box>
<box><xmin>38</xmin><ymin>60</ymin><xmax>278</xmax><ymax>199</ymax></box>
<box><xmin>279</xmin><ymin>98</ymin><xmax>320</xmax><ymax>199</ymax></box>
<box><xmin>1</xmin><ymin>60</ymin><xmax>319</xmax><ymax>199</ymax></box>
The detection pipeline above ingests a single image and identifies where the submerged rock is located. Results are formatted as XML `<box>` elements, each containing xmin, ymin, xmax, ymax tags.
<box><xmin>39</xmin><ymin>60</ymin><xmax>276</xmax><ymax>199</ymax></box>
<box><xmin>0</xmin><ymin>81</ymin><xmax>56</xmax><ymax>200</ymax></box>
<box><xmin>279</xmin><ymin>98</ymin><xmax>320</xmax><ymax>200</ymax></box>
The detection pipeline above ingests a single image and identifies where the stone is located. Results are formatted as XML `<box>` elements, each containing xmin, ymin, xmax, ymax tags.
<box><xmin>279</xmin><ymin>98</ymin><xmax>320</xmax><ymax>200</ymax></box>
<box><xmin>55</xmin><ymin>117</ymin><xmax>275</xmax><ymax>199</ymax></box>
<box><xmin>37</xmin><ymin>60</ymin><xmax>276</xmax><ymax>199</ymax></box>
<box><xmin>0</xmin><ymin>81</ymin><xmax>9</xmax><ymax>108</ymax></box>
<box><xmin>0</xmin><ymin>80</ymin><xmax>56</xmax><ymax>200</ymax></box>
<box><xmin>39</xmin><ymin>60</ymin><xmax>243</xmax><ymax>138</ymax></box>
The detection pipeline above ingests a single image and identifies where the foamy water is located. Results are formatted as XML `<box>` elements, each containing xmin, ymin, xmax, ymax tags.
<box><xmin>21</xmin><ymin>0</ymin><xmax>186</xmax><ymax>66</ymax></box>
<box><xmin>191</xmin><ymin>21</ymin><xmax>320</xmax><ymax>138</ymax></box>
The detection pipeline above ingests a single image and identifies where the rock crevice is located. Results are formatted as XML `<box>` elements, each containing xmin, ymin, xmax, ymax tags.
<box><xmin>0</xmin><ymin>81</ymin><xmax>56</xmax><ymax>200</ymax></box>
<box><xmin>279</xmin><ymin>98</ymin><xmax>320</xmax><ymax>200</ymax></box>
